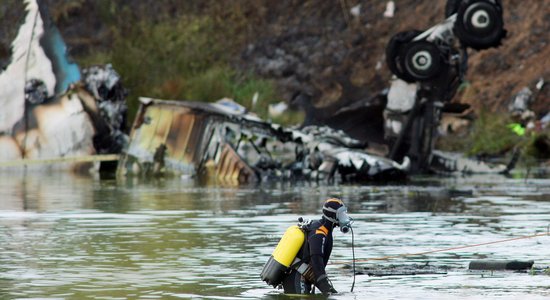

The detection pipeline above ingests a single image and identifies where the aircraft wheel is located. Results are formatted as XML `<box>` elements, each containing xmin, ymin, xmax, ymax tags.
<box><xmin>454</xmin><ymin>0</ymin><xmax>506</xmax><ymax>50</ymax></box>
<box><xmin>386</xmin><ymin>30</ymin><xmax>422</xmax><ymax>83</ymax></box>
<box><xmin>401</xmin><ymin>41</ymin><xmax>445</xmax><ymax>82</ymax></box>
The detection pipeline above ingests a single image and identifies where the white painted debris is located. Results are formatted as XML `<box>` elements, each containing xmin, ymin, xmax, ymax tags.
<box><xmin>536</xmin><ymin>78</ymin><xmax>545</xmax><ymax>91</ymax></box>
<box><xmin>508</xmin><ymin>87</ymin><xmax>533</xmax><ymax>114</ymax></box>
<box><xmin>350</xmin><ymin>4</ymin><xmax>361</xmax><ymax>18</ymax></box>
<box><xmin>268</xmin><ymin>101</ymin><xmax>288</xmax><ymax>118</ymax></box>
<box><xmin>0</xmin><ymin>0</ymin><xmax>81</xmax><ymax>133</ymax></box>
<box><xmin>251</xmin><ymin>92</ymin><xmax>259</xmax><ymax>110</ymax></box>
<box><xmin>384</xmin><ymin>1</ymin><xmax>395</xmax><ymax>18</ymax></box>
<box><xmin>0</xmin><ymin>0</ymin><xmax>128</xmax><ymax>171</ymax></box>
<box><xmin>1</xmin><ymin>0</ymin><xmax>51</xmax><ymax>132</ymax></box>
<box><xmin>386</xmin><ymin>78</ymin><xmax>417</xmax><ymax>113</ymax></box>
<box><xmin>214</xmin><ymin>98</ymin><xmax>248</xmax><ymax>115</ymax></box>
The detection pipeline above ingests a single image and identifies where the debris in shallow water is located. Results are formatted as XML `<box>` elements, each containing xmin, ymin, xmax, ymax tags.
<box><xmin>81</xmin><ymin>64</ymin><xmax>129</xmax><ymax>154</ymax></box>
<box><xmin>355</xmin><ymin>264</ymin><xmax>449</xmax><ymax>276</ymax></box>
<box><xmin>118</xmin><ymin>98</ymin><xmax>409</xmax><ymax>183</ymax></box>
<box><xmin>469</xmin><ymin>260</ymin><xmax>534</xmax><ymax>271</ymax></box>
<box><xmin>0</xmin><ymin>0</ymin><xmax>128</xmax><ymax>171</ymax></box>
<box><xmin>429</xmin><ymin>150</ymin><xmax>514</xmax><ymax>174</ymax></box>
<box><xmin>0</xmin><ymin>0</ymin><xmax>80</xmax><ymax>133</ymax></box>
<box><xmin>349</xmin><ymin>261</ymin><xmax>548</xmax><ymax>277</ymax></box>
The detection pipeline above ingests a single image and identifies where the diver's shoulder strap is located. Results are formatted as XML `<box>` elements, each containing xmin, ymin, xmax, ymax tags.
<box><xmin>297</xmin><ymin>218</ymin><xmax>316</xmax><ymax>247</ymax></box>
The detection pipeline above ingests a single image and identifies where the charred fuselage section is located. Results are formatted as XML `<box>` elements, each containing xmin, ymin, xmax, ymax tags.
<box><xmin>118</xmin><ymin>98</ymin><xmax>409</xmax><ymax>184</ymax></box>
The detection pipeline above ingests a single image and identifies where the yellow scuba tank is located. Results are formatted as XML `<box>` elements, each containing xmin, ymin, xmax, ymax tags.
<box><xmin>260</xmin><ymin>225</ymin><xmax>305</xmax><ymax>287</ymax></box>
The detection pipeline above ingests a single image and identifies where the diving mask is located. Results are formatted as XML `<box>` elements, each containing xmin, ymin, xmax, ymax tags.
<box><xmin>336</xmin><ymin>206</ymin><xmax>353</xmax><ymax>233</ymax></box>
<box><xmin>323</xmin><ymin>203</ymin><xmax>353</xmax><ymax>233</ymax></box>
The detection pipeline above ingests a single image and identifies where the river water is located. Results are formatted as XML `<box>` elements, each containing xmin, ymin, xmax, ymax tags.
<box><xmin>0</xmin><ymin>172</ymin><xmax>549</xmax><ymax>299</ymax></box>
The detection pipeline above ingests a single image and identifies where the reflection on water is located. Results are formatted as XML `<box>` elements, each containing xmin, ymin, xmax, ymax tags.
<box><xmin>0</xmin><ymin>172</ymin><xmax>549</xmax><ymax>299</ymax></box>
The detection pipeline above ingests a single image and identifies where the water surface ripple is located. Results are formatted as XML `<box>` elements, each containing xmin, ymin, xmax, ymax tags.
<box><xmin>0</xmin><ymin>173</ymin><xmax>549</xmax><ymax>299</ymax></box>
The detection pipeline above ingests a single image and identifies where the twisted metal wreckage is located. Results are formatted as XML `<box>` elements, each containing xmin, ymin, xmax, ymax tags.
<box><xmin>382</xmin><ymin>0</ymin><xmax>514</xmax><ymax>174</ymax></box>
<box><xmin>0</xmin><ymin>0</ymin><xmax>126</xmax><ymax>171</ymax></box>
<box><xmin>116</xmin><ymin>98</ymin><xmax>410</xmax><ymax>183</ymax></box>
<box><xmin>1</xmin><ymin>0</ymin><xmax>516</xmax><ymax>183</ymax></box>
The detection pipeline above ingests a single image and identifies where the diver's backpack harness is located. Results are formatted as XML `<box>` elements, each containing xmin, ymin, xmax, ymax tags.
<box><xmin>289</xmin><ymin>218</ymin><xmax>315</xmax><ymax>283</ymax></box>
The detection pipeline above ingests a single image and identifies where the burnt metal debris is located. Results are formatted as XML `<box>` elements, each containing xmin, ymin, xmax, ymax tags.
<box><xmin>117</xmin><ymin>98</ymin><xmax>409</xmax><ymax>184</ymax></box>
<box><xmin>384</xmin><ymin>0</ymin><xmax>509</xmax><ymax>174</ymax></box>
<box><xmin>0</xmin><ymin>0</ymin><xmax>127</xmax><ymax>171</ymax></box>
<box><xmin>353</xmin><ymin>260</ymin><xmax>544</xmax><ymax>277</ymax></box>
<box><xmin>1</xmin><ymin>0</ymin><xmax>516</xmax><ymax>180</ymax></box>
<box><xmin>81</xmin><ymin>64</ymin><xmax>129</xmax><ymax>155</ymax></box>
<box><xmin>357</xmin><ymin>264</ymin><xmax>450</xmax><ymax>277</ymax></box>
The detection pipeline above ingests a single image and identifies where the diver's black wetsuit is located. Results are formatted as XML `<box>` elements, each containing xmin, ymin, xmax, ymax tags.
<box><xmin>282</xmin><ymin>218</ymin><xmax>334</xmax><ymax>294</ymax></box>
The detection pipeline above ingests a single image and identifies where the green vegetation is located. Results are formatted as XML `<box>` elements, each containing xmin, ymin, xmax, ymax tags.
<box><xmin>437</xmin><ymin>110</ymin><xmax>521</xmax><ymax>156</ymax></box>
<box><xmin>75</xmin><ymin>1</ymin><xmax>301</xmax><ymax>125</ymax></box>
<box><xmin>466</xmin><ymin>110</ymin><xmax>522</xmax><ymax>156</ymax></box>
<box><xmin>438</xmin><ymin>109</ymin><xmax>550</xmax><ymax>167</ymax></box>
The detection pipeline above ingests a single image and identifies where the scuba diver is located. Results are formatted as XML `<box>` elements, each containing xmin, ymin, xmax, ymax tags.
<box><xmin>261</xmin><ymin>198</ymin><xmax>353</xmax><ymax>295</ymax></box>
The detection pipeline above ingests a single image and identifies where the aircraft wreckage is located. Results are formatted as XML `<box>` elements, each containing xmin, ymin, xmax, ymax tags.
<box><xmin>0</xmin><ymin>0</ymin><xmax>516</xmax><ymax>182</ymax></box>
<box><xmin>115</xmin><ymin>97</ymin><xmax>513</xmax><ymax>184</ymax></box>
<box><xmin>116</xmin><ymin>98</ymin><xmax>410</xmax><ymax>183</ymax></box>
<box><xmin>0</xmin><ymin>0</ymin><xmax>127</xmax><ymax>171</ymax></box>
<box><xmin>116</xmin><ymin>0</ymin><xmax>515</xmax><ymax>182</ymax></box>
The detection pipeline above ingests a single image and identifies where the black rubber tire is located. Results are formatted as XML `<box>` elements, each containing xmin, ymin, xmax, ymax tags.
<box><xmin>454</xmin><ymin>0</ymin><xmax>506</xmax><ymax>50</ymax></box>
<box><xmin>401</xmin><ymin>41</ymin><xmax>444</xmax><ymax>81</ymax></box>
<box><xmin>445</xmin><ymin>0</ymin><xmax>461</xmax><ymax>17</ymax></box>
<box><xmin>385</xmin><ymin>30</ymin><xmax>422</xmax><ymax>83</ymax></box>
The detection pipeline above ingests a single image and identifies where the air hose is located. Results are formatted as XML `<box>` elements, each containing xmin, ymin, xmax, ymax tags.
<box><xmin>350</xmin><ymin>226</ymin><xmax>356</xmax><ymax>292</ymax></box>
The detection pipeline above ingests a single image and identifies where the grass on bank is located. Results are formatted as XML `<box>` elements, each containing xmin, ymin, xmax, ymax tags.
<box><xmin>76</xmin><ymin>6</ymin><xmax>303</xmax><ymax>126</ymax></box>
<box><xmin>437</xmin><ymin>109</ymin><xmax>550</xmax><ymax>168</ymax></box>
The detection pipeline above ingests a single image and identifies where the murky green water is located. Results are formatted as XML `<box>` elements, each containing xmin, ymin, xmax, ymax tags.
<box><xmin>0</xmin><ymin>172</ymin><xmax>549</xmax><ymax>299</ymax></box>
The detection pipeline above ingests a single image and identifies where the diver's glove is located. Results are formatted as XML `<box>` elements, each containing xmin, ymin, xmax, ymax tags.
<box><xmin>316</xmin><ymin>275</ymin><xmax>337</xmax><ymax>295</ymax></box>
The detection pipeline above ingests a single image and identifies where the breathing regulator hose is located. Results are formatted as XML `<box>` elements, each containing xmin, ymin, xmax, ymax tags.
<box><xmin>350</xmin><ymin>226</ymin><xmax>356</xmax><ymax>292</ymax></box>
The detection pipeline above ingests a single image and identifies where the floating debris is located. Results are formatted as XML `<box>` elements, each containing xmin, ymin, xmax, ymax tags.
<box><xmin>469</xmin><ymin>260</ymin><xmax>534</xmax><ymax>271</ymax></box>
<box><xmin>355</xmin><ymin>263</ymin><xmax>450</xmax><ymax>277</ymax></box>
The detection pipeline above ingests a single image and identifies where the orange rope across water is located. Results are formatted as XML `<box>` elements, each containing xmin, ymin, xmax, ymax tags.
<box><xmin>331</xmin><ymin>231</ymin><xmax>550</xmax><ymax>265</ymax></box>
